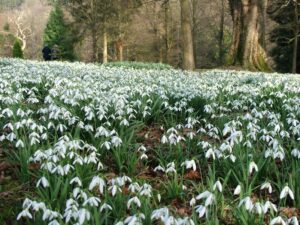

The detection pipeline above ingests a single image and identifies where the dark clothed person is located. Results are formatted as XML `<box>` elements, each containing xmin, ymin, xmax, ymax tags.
<box><xmin>42</xmin><ymin>46</ymin><xmax>52</xmax><ymax>61</ymax></box>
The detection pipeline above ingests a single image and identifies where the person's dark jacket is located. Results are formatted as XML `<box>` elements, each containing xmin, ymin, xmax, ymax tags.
<box><xmin>42</xmin><ymin>46</ymin><xmax>52</xmax><ymax>61</ymax></box>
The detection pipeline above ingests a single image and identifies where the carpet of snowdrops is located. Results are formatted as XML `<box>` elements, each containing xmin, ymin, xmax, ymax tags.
<box><xmin>0</xmin><ymin>58</ymin><xmax>300</xmax><ymax>225</ymax></box>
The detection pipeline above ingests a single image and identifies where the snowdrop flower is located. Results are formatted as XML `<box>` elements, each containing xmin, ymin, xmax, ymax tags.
<box><xmin>213</xmin><ymin>180</ymin><xmax>222</xmax><ymax>192</ymax></box>
<box><xmin>249</xmin><ymin>161</ymin><xmax>258</xmax><ymax>175</ymax></box>
<box><xmin>196</xmin><ymin>191</ymin><xmax>215</xmax><ymax>206</ymax></box>
<box><xmin>83</xmin><ymin>196</ymin><xmax>101</xmax><ymax>207</ymax></box>
<box><xmin>16</xmin><ymin>139</ymin><xmax>25</xmax><ymax>148</ymax></box>
<box><xmin>238</xmin><ymin>197</ymin><xmax>253</xmax><ymax>211</ymax></box>
<box><xmin>252</xmin><ymin>202</ymin><xmax>263</xmax><ymax>215</ymax></box>
<box><xmin>270</xmin><ymin>216</ymin><xmax>287</xmax><ymax>225</ymax></box>
<box><xmin>234</xmin><ymin>185</ymin><xmax>241</xmax><ymax>195</ymax></box>
<box><xmin>161</xmin><ymin>135</ymin><xmax>168</xmax><ymax>144</ymax></box>
<box><xmin>181</xmin><ymin>159</ymin><xmax>197</xmax><ymax>171</ymax></box>
<box><xmin>154</xmin><ymin>165</ymin><xmax>165</xmax><ymax>173</ymax></box>
<box><xmin>140</xmin><ymin>153</ymin><xmax>148</xmax><ymax>160</ymax></box>
<box><xmin>127</xmin><ymin>196</ymin><xmax>141</xmax><ymax>209</ymax></box>
<box><xmin>88</xmin><ymin>176</ymin><xmax>106</xmax><ymax>194</ymax></box>
<box><xmin>36</xmin><ymin>177</ymin><xmax>50</xmax><ymax>188</ymax></box>
<box><xmin>109</xmin><ymin>184</ymin><xmax>122</xmax><ymax>196</ymax></box>
<box><xmin>157</xmin><ymin>194</ymin><xmax>161</xmax><ymax>203</ymax></box>
<box><xmin>111</xmin><ymin>136</ymin><xmax>122</xmax><ymax>147</ymax></box>
<box><xmin>189</xmin><ymin>197</ymin><xmax>196</xmax><ymax>206</ymax></box>
<box><xmin>17</xmin><ymin>208</ymin><xmax>33</xmax><ymax>220</ymax></box>
<box><xmin>166</xmin><ymin>162</ymin><xmax>176</xmax><ymax>174</ymax></box>
<box><xmin>288</xmin><ymin>217</ymin><xmax>299</xmax><ymax>225</ymax></box>
<box><xmin>42</xmin><ymin>209</ymin><xmax>62</xmax><ymax>221</ymax></box>
<box><xmin>100</xmin><ymin>203</ymin><xmax>112</xmax><ymax>212</ymax></box>
<box><xmin>48</xmin><ymin>220</ymin><xmax>60</xmax><ymax>225</ymax></box>
<box><xmin>280</xmin><ymin>185</ymin><xmax>294</xmax><ymax>200</ymax></box>
<box><xmin>260</xmin><ymin>182</ymin><xmax>272</xmax><ymax>193</ymax></box>
<box><xmin>124</xmin><ymin>213</ymin><xmax>145</xmax><ymax>225</ymax></box>
<box><xmin>78</xmin><ymin>208</ymin><xmax>91</xmax><ymax>225</ymax></box>
<box><xmin>263</xmin><ymin>201</ymin><xmax>277</xmax><ymax>214</ymax></box>
<box><xmin>195</xmin><ymin>205</ymin><xmax>206</xmax><ymax>218</ymax></box>
<box><xmin>205</xmin><ymin>148</ymin><xmax>216</xmax><ymax>160</ymax></box>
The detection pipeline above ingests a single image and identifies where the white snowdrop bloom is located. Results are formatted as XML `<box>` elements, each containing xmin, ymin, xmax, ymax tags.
<box><xmin>253</xmin><ymin>202</ymin><xmax>264</xmax><ymax>215</ymax></box>
<box><xmin>88</xmin><ymin>176</ymin><xmax>106</xmax><ymax>194</ymax></box>
<box><xmin>16</xmin><ymin>139</ymin><xmax>25</xmax><ymax>148</ymax></box>
<box><xmin>288</xmin><ymin>217</ymin><xmax>299</xmax><ymax>225</ymax></box>
<box><xmin>48</xmin><ymin>220</ymin><xmax>60</xmax><ymax>225</ymax></box>
<box><xmin>196</xmin><ymin>191</ymin><xmax>212</xmax><ymax>200</ymax></box>
<box><xmin>161</xmin><ymin>135</ymin><xmax>168</xmax><ymax>144</ymax></box>
<box><xmin>248</xmin><ymin>161</ymin><xmax>258</xmax><ymax>175</ymax></box>
<box><xmin>196</xmin><ymin>191</ymin><xmax>215</xmax><ymax>206</ymax></box>
<box><xmin>31</xmin><ymin>201</ymin><xmax>46</xmax><ymax>212</ymax></box>
<box><xmin>100</xmin><ymin>203</ymin><xmax>112</xmax><ymax>212</ymax></box>
<box><xmin>213</xmin><ymin>180</ymin><xmax>222</xmax><ymax>193</ymax></box>
<box><xmin>140</xmin><ymin>153</ymin><xmax>148</xmax><ymax>160</ymax></box>
<box><xmin>0</xmin><ymin>135</ymin><xmax>5</xmax><ymax>142</ymax></box>
<box><xmin>190</xmin><ymin>197</ymin><xmax>196</xmax><ymax>206</ymax></box>
<box><xmin>205</xmin><ymin>148</ymin><xmax>216</xmax><ymax>160</ymax></box>
<box><xmin>151</xmin><ymin>207</ymin><xmax>169</xmax><ymax>220</ymax></box>
<box><xmin>233</xmin><ymin>185</ymin><xmax>241</xmax><ymax>196</ymax></box>
<box><xmin>78</xmin><ymin>208</ymin><xmax>90</xmax><ymax>225</ymax></box>
<box><xmin>124</xmin><ymin>213</ymin><xmax>145</xmax><ymax>225</ymax></box>
<box><xmin>154</xmin><ymin>165</ymin><xmax>165</xmax><ymax>173</ymax></box>
<box><xmin>111</xmin><ymin>136</ymin><xmax>122</xmax><ymax>147</ymax></box>
<box><xmin>157</xmin><ymin>194</ymin><xmax>161</xmax><ymax>202</ymax></box>
<box><xmin>280</xmin><ymin>186</ymin><xmax>294</xmax><ymax>200</ymax></box>
<box><xmin>109</xmin><ymin>184</ymin><xmax>122</xmax><ymax>196</ymax></box>
<box><xmin>120</xmin><ymin>118</ymin><xmax>129</xmax><ymax>126</ymax></box>
<box><xmin>115</xmin><ymin>222</ymin><xmax>124</xmax><ymax>225</ymax></box>
<box><xmin>181</xmin><ymin>159</ymin><xmax>197</xmax><ymax>171</ymax></box>
<box><xmin>42</xmin><ymin>209</ymin><xmax>62</xmax><ymax>221</ymax></box>
<box><xmin>36</xmin><ymin>177</ymin><xmax>50</xmax><ymax>188</ymax></box>
<box><xmin>138</xmin><ymin>145</ymin><xmax>147</xmax><ymax>152</ymax></box>
<box><xmin>260</xmin><ymin>182</ymin><xmax>272</xmax><ymax>193</ymax></box>
<box><xmin>128</xmin><ymin>182</ymin><xmax>141</xmax><ymax>193</ymax></box>
<box><xmin>139</xmin><ymin>184</ymin><xmax>152</xmax><ymax>197</ymax></box>
<box><xmin>270</xmin><ymin>216</ymin><xmax>287</xmax><ymax>225</ymax></box>
<box><xmin>238</xmin><ymin>197</ymin><xmax>253</xmax><ymax>211</ymax></box>
<box><xmin>263</xmin><ymin>201</ymin><xmax>277</xmax><ymax>214</ymax></box>
<box><xmin>101</xmin><ymin>141</ymin><xmax>111</xmax><ymax>150</ymax></box>
<box><xmin>83</xmin><ymin>196</ymin><xmax>101</xmax><ymax>207</ymax></box>
<box><xmin>17</xmin><ymin>209</ymin><xmax>33</xmax><ymax>220</ymax></box>
<box><xmin>195</xmin><ymin>205</ymin><xmax>206</xmax><ymax>218</ymax></box>
<box><xmin>127</xmin><ymin>196</ymin><xmax>141</xmax><ymax>209</ymax></box>
<box><xmin>166</xmin><ymin>162</ymin><xmax>176</xmax><ymax>174</ymax></box>
<box><xmin>291</xmin><ymin>149</ymin><xmax>300</xmax><ymax>158</ymax></box>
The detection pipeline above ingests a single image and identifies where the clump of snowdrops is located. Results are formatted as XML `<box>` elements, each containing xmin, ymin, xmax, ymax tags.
<box><xmin>0</xmin><ymin>58</ymin><xmax>299</xmax><ymax>225</ymax></box>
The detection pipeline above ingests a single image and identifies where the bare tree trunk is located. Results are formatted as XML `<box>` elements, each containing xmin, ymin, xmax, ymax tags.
<box><xmin>229</xmin><ymin>0</ymin><xmax>269</xmax><ymax>70</ymax></box>
<box><xmin>116</xmin><ymin>38</ymin><xmax>124</xmax><ymax>61</ymax></box>
<box><xmin>229</xmin><ymin>0</ymin><xmax>242</xmax><ymax>65</ymax></box>
<box><xmin>261</xmin><ymin>0</ymin><xmax>268</xmax><ymax>48</ymax></box>
<box><xmin>180</xmin><ymin>0</ymin><xmax>195</xmax><ymax>70</ymax></box>
<box><xmin>164</xmin><ymin>0</ymin><xmax>170</xmax><ymax>64</ymax></box>
<box><xmin>292</xmin><ymin>0</ymin><xmax>298</xmax><ymax>73</ymax></box>
<box><xmin>103</xmin><ymin>29</ymin><xmax>108</xmax><ymax>63</ymax></box>
<box><xmin>192</xmin><ymin>0</ymin><xmax>198</xmax><ymax>68</ymax></box>
<box><xmin>219</xmin><ymin>0</ymin><xmax>225</xmax><ymax>64</ymax></box>
<box><xmin>91</xmin><ymin>25</ymin><xmax>97</xmax><ymax>62</ymax></box>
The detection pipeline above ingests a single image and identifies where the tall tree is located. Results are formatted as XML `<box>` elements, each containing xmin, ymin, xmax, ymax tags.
<box><xmin>180</xmin><ymin>0</ymin><xmax>195</xmax><ymax>70</ymax></box>
<box><xmin>112</xmin><ymin>0</ymin><xmax>141</xmax><ymax>62</ymax></box>
<box><xmin>12</xmin><ymin>39</ymin><xmax>23</xmax><ymax>58</ymax></box>
<box><xmin>228</xmin><ymin>0</ymin><xmax>269</xmax><ymax>70</ymax></box>
<box><xmin>268</xmin><ymin>0</ymin><xmax>300</xmax><ymax>73</ymax></box>
<box><xmin>44</xmin><ymin>5</ymin><xmax>76</xmax><ymax>60</ymax></box>
<box><xmin>65</xmin><ymin>0</ymin><xmax>115</xmax><ymax>62</ymax></box>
